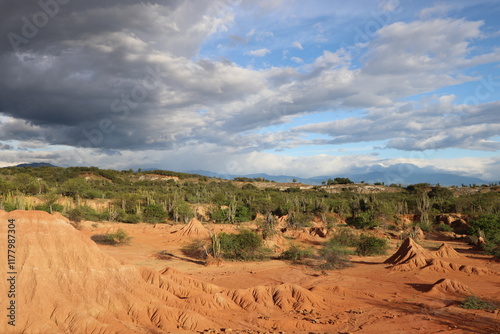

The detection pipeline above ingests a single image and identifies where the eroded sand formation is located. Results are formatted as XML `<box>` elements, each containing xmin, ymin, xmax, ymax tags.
<box><xmin>1</xmin><ymin>211</ymin><xmax>499</xmax><ymax>334</ymax></box>
<box><xmin>0</xmin><ymin>211</ymin><xmax>324</xmax><ymax>333</ymax></box>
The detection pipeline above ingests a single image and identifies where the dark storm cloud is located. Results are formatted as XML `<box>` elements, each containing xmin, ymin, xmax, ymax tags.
<box><xmin>0</xmin><ymin>1</ymin><xmax>499</xmax><ymax>156</ymax></box>
<box><xmin>0</xmin><ymin>0</ymin><xmax>241</xmax><ymax>149</ymax></box>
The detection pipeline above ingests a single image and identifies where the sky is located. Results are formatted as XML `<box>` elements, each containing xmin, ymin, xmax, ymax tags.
<box><xmin>0</xmin><ymin>0</ymin><xmax>499</xmax><ymax>181</ymax></box>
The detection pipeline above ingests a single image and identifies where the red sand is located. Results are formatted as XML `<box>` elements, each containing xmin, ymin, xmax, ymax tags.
<box><xmin>1</xmin><ymin>211</ymin><xmax>499</xmax><ymax>333</ymax></box>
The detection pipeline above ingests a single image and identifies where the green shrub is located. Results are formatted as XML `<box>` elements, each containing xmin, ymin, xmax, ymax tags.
<box><xmin>235</xmin><ymin>205</ymin><xmax>254</xmax><ymax>223</ymax></box>
<box><xmin>143</xmin><ymin>203</ymin><xmax>168</xmax><ymax>224</ymax></box>
<box><xmin>469</xmin><ymin>214</ymin><xmax>500</xmax><ymax>237</ymax></box>
<box><xmin>2</xmin><ymin>202</ymin><xmax>17</xmax><ymax>212</ymax></box>
<box><xmin>355</xmin><ymin>235</ymin><xmax>389</xmax><ymax>256</ymax></box>
<box><xmin>35</xmin><ymin>203</ymin><xmax>64</xmax><ymax>213</ymax></box>
<box><xmin>469</xmin><ymin>214</ymin><xmax>500</xmax><ymax>258</ymax></box>
<box><xmin>171</xmin><ymin>200</ymin><xmax>194</xmax><ymax>223</ymax></box>
<box><xmin>436</xmin><ymin>224</ymin><xmax>453</xmax><ymax>232</ymax></box>
<box><xmin>346</xmin><ymin>215</ymin><xmax>378</xmax><ymax>229</ymax></box>
<box><xmin>280</xmin><ymin>244</ymin><xmax>315</xmax><ymax>262</ymax></box>
<box><xmin>181</xmin><ymin>239</ymin><xmax>208</xmax><ymax>259</ymax></box>
<box><xmin>330</xmin><ymin>228</ymin><xmax>359</xmax><ymax>247</ymax></box>
<box><xmin>210</xmin><ymin>208</ymin><xmax>229</xmax><ymax>223</ymax></box>
<box><xmin>218</xmin><ymin>230</ymin><xmax>271</xmax><ymax>260</ymax></box>
<box><xmin>460</xmin><ymin>296</ymin><xmax>496</xmax><ymax>311</ymax></box>
<box><xmin>287</xmin><ymin>211</ymin><xmax>313</xmax><ymax>228</ymax></box>
<box><xmin>121</xmin><ymin>214</ymin><xmax>140</xmax><ymax>224</ymax></box>
<box><xmin>103</xmin><ymin>228</ymin><xmax>131</xmax><ymax>245</ymax></box>
<box><xmin>66</xmin><ymin>205</ymin><xmax>105</xmax><ymax>222</ymax></box>
<box><xmin>319</xmin><ymin>243</ymin><xmax>351</xmax><ymax>270</ymax></box>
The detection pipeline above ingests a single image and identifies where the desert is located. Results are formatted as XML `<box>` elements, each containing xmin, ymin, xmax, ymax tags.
<box><xmin>0</xmin><ymin>168</ymin><xmax>498</xmax><ymax>334</ymax></box>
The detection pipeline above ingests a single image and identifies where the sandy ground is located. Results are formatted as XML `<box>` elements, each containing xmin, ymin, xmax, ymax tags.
<box><xmin>78</xmin><ymin>220</ymin><xmax>500</xmax><ymax>334</ymax></box>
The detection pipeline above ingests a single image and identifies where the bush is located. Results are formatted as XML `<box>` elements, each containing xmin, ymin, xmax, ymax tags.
<box><xmin>460</xmin><ymin>296</ymin><xmax>496</xmax><ymax>311</ymax></box>
<box><xmin>347</xmin><ymin>215</ymin><xmax>378</xmax><ymax>230</ymax></box>
<box><xmin>469</xmin><ymin>214</ymin><xmax>500</xmax><ymax>237</ymax></box>
<box><xmin>181</xmin><ymin>239</ymin><xmax>208</xmax><ymax>259</ymax></box>
<box><xmin>218</xmin><ymin>230</ymin><xmax>271</xmax><ymax>260</ymax></box>
<box><xmin>330</xmin><ymin>228</ymin><xmax>359</xmax><ymax>247</ymax></box>
<box><xmin>235</xmin><ymin>205</ymin><xmax>254</xmax><ymax>223</ymax></box>
<box><xmin>355</xmin><ymin>235</ymin><xmax>389</xmax><ymax>256</ymax></box>
<box><xmin>66</xmin><ymin>206</ymin><xmax>102</xmax><ymax>222</ymax></box>
<box><xmin>436</xmin><ymin>224</ymin><xmax>453</xmax><ymax>232</ymax></box>
<box><xmin>104</xmin><ymin>229</ymin><xmax>131</xmax><ymax>245</ymax></box>
<box><xmin>319</xmin><ymin>243</ymin><xmax>351</xmax><ymax>270</ymax></box>
<box><xmin>210</xmin><ymin>207</ymin><xmax>229</xmax><ymax>223</ymax></box>
<box><xmin>2</xmin><ymin>202</ymin><xmax>18</xmax><ymax>212</ymax></box>
<box><xmin>287</xmin><ymin>211</ymin><xmax>313</xmax><ymax>229</ymax></box>
<box><xmin>469</xmin><ymin>214</ymin><xmax>500</xmax><ymax>258</ymax></box>
<box><xmin>280</xmin><ymin>244</ymin><xmax>315</xmax><ymax>262</ymax></box>
<box><xmin>327</xmin><ymin>177</ymin><xmax>354</xmax><ymax>185</ymax></box>
<box><xmin>120</xmin><ymin>214</ymin><xmax>141</xmax><ymax>224</ymax></box>
<box><xmin>143</xmin><ymin>204</ymin><xmax>168</xmax><ymax>224</ymax></box>
<box><xmin>35</xmin><ymin>203</ymin><xmax>64</xmax><ymax>213</ymax></box>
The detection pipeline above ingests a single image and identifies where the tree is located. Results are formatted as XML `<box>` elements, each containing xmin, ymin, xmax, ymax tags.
<box><xmin>143</xmin><ymin>204</ymin><xmax>168</xmax><ymax>224</ymax></box>
<box><xmin>61</xmin><ymin>178</ymin><xmax>91</xmax><ymax>199</ymax></box>
<box><xmin>218</xmin><ymin>230</ymin><xmax>270</xmax><ymax>260</ymax></box>
<box><xmin>327</xmin><ymin>177</ymin><xmax>354</xmax><ymax>185</ymax></box>
<box><xmin>171</xmin><ymin>200</ymin><xmax>194</xmax><ymax>223</ymax></box>
<box><xmin>0</xmin><ymin>178</ymin><xmax>13</xmax><ymax>195</ymax></box>
<box><xmin>12</xmin><ymin>173</ymin><xmax>48</xmax><ymax>195</ymax></box>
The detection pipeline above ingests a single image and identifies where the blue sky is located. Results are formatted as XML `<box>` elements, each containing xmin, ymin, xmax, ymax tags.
<box><xmin>0</xmin><ymin>0</ymin><xmax>499</xmax><ymax>180</ymax></box>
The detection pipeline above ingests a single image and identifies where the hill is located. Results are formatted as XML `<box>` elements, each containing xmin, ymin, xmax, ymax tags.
<box><xmin>189</xmin><ymin>163</ymin><xmax>491</xmax><ymax>186</ymax></box>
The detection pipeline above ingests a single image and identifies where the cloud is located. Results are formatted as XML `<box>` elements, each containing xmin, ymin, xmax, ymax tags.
<box><xmin>0</xmin><ymin>2</ymin><xmax>499</xmax><ymax>181</ymax></box>
<box><xmin>0</xmin><ymin>142</ymin><xmax>498</xmax><ymax>181</ymax></box>
<box><xmin>363</xmin><ymin>18</ymin><xmax>495</xmax><ymax>75</ymax></box>
<box><xmin>246</xmin><ymin>48</ymin><xmax>271</xmax><ymax>56</ymax></box>
<box><xmin>294</xmin><ymin>99</ymin><xmax>500</xmax><ymax>151</ymax></box>
<box><xmin>419</xmin><ymin>4</ymin><xmax>454</xmax><ymax>18</ymax></box>
<box><xmin>292</xmin><ymin>41</ymin><xmax>303</xmax><ymax>50</ymax></box>
<box><xmin>0</xmin><ymin>143</ymin><xmax>13</xmax><ymax>150</ymax></box>
<box><xmin>2</xmin><ymin>10</ymin><xmax>498</xmax><ymax>153</ymax></box>
<box><xmin>2</xmin><ymin>15</ymin><xmax>498</xmax><ymax>154</ymax></box>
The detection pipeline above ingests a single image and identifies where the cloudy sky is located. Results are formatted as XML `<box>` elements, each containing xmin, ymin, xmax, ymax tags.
<box><xmin>1</xmin><ymin>0</ymin><xmax>499</xmax><ymax>180</ymax></box>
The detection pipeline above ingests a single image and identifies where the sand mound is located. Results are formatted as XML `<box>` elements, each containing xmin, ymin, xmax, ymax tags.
<box><xmin>221</xmin><ymin>283</ymin><xmax>324</xmax><ymax>312</ymax></box>
<box><xmin>386</xmin><ymin>238</ymin><xmax>494</xmax><ymax>275</ymax></box>
<box><xmin>426</xmin><ymin>278</ymin><xmax>474</xmax><ymax>296</ymax></box>
<box><xmin>0</xmin><ymin>210</ymin><xmax>329</xmax><ymax>333</ymax></box>
<box><xmin>423</xmin><ymin>258</ymin><xmax>493</xmax><ymax>275</ymax></box>
<box><xmin>389</xmin><ymin>253</ymin><xmax>431</xmax><ymax>272</ymax></box>
<box><xmin>175</xmin><ymin>217</ymin><xmax>210</xmax><ymax>238</ymax></box>
<box><xmin>0</xmin><ymin>210</ymin><xmax>217</xmax><ymax>333</ymax></box>
<box><xmin>433</xmin><ymin>243</ymin><xmax>462</xmax><ymax>258</ymax></box>
<box><xmin>384</xmin><ymin>237</ymin><xmax>432</xmax><ymax>266</ymax></box>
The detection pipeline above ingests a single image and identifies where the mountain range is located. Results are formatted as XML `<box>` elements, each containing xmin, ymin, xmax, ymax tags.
<box><xmin>188</xmin><ymin>163</ymin><xmax>494</xmax><ymax>186</ymax></box>
<box><xmin>4</xmin><ymin>162</ymin><xmax>494</xmax><ymax>186</ymax></box>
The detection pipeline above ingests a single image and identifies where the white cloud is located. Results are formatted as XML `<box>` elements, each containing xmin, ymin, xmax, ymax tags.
<box><xmin>1</xmin><ymin>2</ymin><xmax>499</xmax><ymax>180</ymax></box>
<box><xmin>292</xmin><ymin>41</ymin><xmax>303</xmax><ymax>50</ymax></box>
<box><xmin>294</xmin><ymin>99</ymin><xmax>500</xmax><ymax>152</ymax></box>
<box><xmin>419</xmin><ymin>4</ymin><xmax>454</xmax><ymax>18</ymax></box>
<box><xmin>246</xmin><ymin>48</ymin><xmax>271</xmax><ymax>56</ymax></box>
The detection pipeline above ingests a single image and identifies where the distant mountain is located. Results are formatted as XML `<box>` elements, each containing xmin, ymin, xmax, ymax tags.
<box><xmin>187</xmin><ymin>170</ymin><xmax>311</xmax><ymax>184</ymax></box>
<box><xmin>188</xmin><ymin>164</ymin><xmax>492</xmax><ymax>187</ymax></box>
<box><xmin>10</xmin><ymin>162</ymin><xmax>57</xmax><ymax>168</ymax></box>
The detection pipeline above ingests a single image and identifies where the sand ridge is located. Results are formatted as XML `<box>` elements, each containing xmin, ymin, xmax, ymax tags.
<box><xmin>1</xmin><ymin>211</ymin><xmax>499</xmax><ymax>333</ymax></box>
<box><xmin>0</xmin><ymin>211</ymin><xmax>328</xmax><ymax>334</ymax></box>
